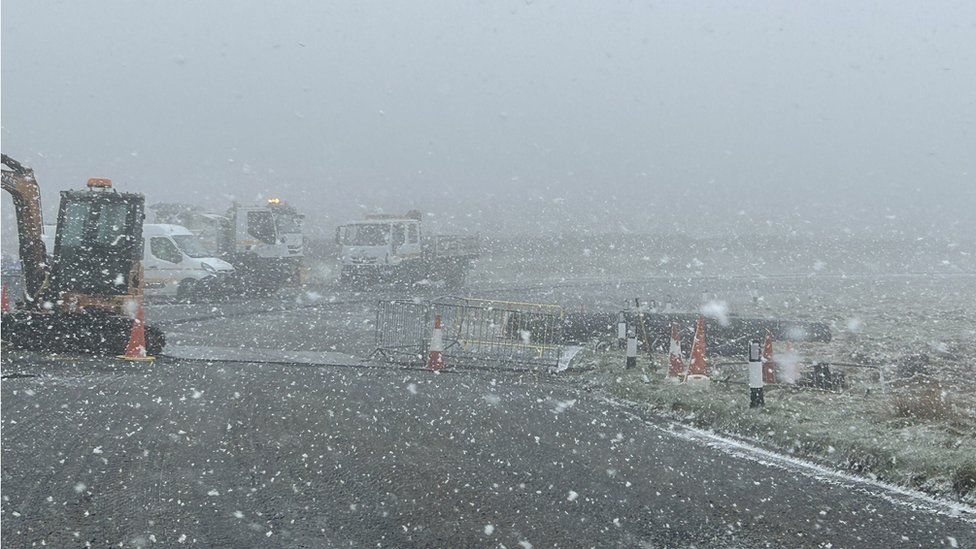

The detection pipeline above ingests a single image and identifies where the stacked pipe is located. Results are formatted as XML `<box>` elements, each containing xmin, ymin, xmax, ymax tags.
<box><xmin>553</xmin><ymin>311</ymin><xmax>831</xmax><ymax>349</ymax></box>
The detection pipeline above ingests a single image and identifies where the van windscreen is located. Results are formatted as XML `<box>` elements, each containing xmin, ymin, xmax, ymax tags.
<box><xmin>172</xmin><ymin>234</ymin><xmax>213</xmax><ymax>258</ymax></box>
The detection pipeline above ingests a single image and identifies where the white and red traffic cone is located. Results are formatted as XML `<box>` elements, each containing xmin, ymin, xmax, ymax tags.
<box><xmin>666</xmin><ymin>323</ymin><xmax>685</xmax><ymax>382</ymax></box>
<box><xmin>118</xmin><ymin>298</ymin><xmax>155</xmax><ymax>362</ymax></box>
<box><xmin>686</xmin><ymin>316</ymin><xmax>710</xmax><ymax>387</ymax></box>
<box><xmin>427</xmin><ymin>314</ymin><xmax>444</xmax><ymax>371</ymax></box>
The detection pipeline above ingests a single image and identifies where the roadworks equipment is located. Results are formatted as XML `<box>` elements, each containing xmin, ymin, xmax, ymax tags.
<box><xmin>666</xmin><ymin>323</ymin><xmax>685</xmax><ymax>382</ymax></box>
<box><xmin>427</xmin><ymin>314</ymin><xmax>444</xmax><ymax>371</ymax></box>
<box><xmin>118</xmin><ymin>299</ymin><xmax>155</xmax><ymax>362</ymax></box>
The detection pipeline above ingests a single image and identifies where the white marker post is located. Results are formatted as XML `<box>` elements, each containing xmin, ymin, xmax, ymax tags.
<box><xmin>616</xmin><ymin>312</ymin><xmax>627</xmax><ymax>350</ymax></box>
<box><xmin>749</xmin><ymin>339</ymin><xmax>764</xmax><ymax>408</ymax></box>
<box><xmin>625</xmin><ymin>328</ymin><xmax>638</xmax><ymax>370</ymax></box>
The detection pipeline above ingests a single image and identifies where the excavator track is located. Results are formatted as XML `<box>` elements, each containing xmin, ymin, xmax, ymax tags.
<box><xmin>1</xmin><ymin>311</ymin><xmax>165</xmax><ymax>357</ymax></box>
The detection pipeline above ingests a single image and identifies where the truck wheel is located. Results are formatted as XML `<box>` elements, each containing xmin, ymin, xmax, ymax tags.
<box><xmin>177</xmin><ymin>278</ymin><xmax>197</xmax><ymax>302</ymax></box>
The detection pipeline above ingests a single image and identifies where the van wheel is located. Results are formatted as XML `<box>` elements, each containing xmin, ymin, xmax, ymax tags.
<box><xmin>177</xmin><ymin>278</ymin><xmax>197</xmax><ymax>302</ymax></box>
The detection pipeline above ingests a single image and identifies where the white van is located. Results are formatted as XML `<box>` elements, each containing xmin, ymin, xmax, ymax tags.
<box><xmin>142</xmin><ymin>224</ymin><xmax>234</xmax><ymax>298</ymax></box>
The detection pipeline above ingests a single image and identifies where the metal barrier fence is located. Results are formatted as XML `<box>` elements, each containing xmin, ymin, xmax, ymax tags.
<box><xmin>373</xmin><ymin>297</ymin><xmax>565</xmax><ymax>370</ymax></box>
<box><xmin>373</xmin><ymin>300</ymin><xmax>431</xmax><ymax>364</ymax></box>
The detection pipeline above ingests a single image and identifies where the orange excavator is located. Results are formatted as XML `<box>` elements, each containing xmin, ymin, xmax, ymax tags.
<box><xmin>1</xmin><ymin>153</ymin><xmax>164</xmax><ymax>355</ymax></box>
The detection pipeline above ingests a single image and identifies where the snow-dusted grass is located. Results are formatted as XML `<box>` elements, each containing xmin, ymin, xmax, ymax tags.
<box><xmin>575</xmin><ymin>348</ymin><xmax>976</xmax><ymax>504</ymax></box>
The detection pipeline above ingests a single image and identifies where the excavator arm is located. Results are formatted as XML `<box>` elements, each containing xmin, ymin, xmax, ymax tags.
<box><xmin>2</xmin><ymin>154</ymin><xmax>50</xmax><ymax>306</ymax></box>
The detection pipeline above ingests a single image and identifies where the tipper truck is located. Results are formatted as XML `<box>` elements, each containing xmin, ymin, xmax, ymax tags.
<box><xmin>335</xmin><ymin>210</ymin><xmax>479</xmax><ymax>288</ymax></box>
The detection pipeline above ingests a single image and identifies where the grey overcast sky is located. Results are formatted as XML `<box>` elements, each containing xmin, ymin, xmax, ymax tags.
<box><xmin>2</xmin><ymin>1</ymin><xmax>975</xmax><ymax>237</ymax></box>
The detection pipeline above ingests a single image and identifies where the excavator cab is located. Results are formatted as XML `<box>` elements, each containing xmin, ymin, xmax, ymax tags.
<box><xmin>51</xmin><ymin>180</ymin><xmax>145</xmax><ymax>301</ymax></box>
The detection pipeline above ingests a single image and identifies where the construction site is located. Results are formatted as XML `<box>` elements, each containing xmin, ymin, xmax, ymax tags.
<box><xmin>3</xmin><ymin>2</ymin><xmax>976</xmax><ymax>547</ymax></box>
<box><xmin>2</xmin><ymin>151</ymin><xmax>974</xmax><ymax>547</ymax></box>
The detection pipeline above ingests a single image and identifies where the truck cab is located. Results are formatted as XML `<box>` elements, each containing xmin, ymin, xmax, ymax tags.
<box><xmin>217</xmin><ymin>199</ymin><xmax>305</xmax><ymax>293</ymax></box>
<box><xmin>222</xmin><ymin>201</ymin><xmax>304</xmax><ymax>260</ymax></box>
<box><xmin>268</xmin><ymin>198</ymin><xmax>305</xmax><ymax>259</ymax></box>
<box><xmin>335</xmin><ymin>210</ymin><xmax>477</xmax><ymax>288</ymax></box>
<box><xmin>336</xmin><ymin>218</ymin><xmax>422</xmax><ymax>272</ymax></box>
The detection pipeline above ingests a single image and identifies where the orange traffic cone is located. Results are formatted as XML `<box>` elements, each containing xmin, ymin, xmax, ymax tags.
<box><xmin>666</xmin><ymin>323</ymin><xmax>685</xmax><ymax>382</ymax></box>
<box><xmin>762</xmin><ymin>330</ymin><xmax>776</xmax><ymax>384</ymax></box>
<box><xmin>686</xmin><ymin>316</ymin><xmax>710</xmax><ymax>387</ymax></box>
<box><xmin>427</xmin><ymin>314</ymin><xmax>444</xmax><ymax>371</ymax></box>
<box><xmin>118</xmin><ymin>298</ymin><xmax>155</xmax><ymax>362</ymax></box>
<box><xmin>1</xmin><ymin>283</ymin><xmax>10</xmax><ymax>312</ymax></box>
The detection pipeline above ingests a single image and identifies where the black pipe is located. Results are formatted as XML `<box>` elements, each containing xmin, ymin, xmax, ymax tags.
<box><xmin>553</xmin><ymin>311</ymin><xmax>831</xmax><ymax>349</ymax></box>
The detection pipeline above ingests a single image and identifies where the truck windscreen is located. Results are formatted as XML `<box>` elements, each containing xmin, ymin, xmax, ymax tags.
<box><xmin>274</xmin><ymin>213</ymin><xmax>303</xmax><ymax>235</ymax></box>
<box><xmin>343</xmin><ymin>224</ymin><xmax>389</xmax><ymax>246</ymax></box>
<box><xmin>246</xmin><ymin>210</ymin><xmax>277</xmax><ymax>244</ymax></box>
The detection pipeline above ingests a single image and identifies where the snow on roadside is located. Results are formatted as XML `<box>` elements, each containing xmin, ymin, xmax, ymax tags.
<box><xmin>575</xmin><ymin>347</ymin><xmax>976</xmax><ymax>507</ymax></box>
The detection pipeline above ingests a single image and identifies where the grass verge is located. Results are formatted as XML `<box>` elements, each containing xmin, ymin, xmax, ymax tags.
<box><xmin>574</xmin><ymin>348</ymin><xmax>976</xmax><ymax>505</ymax></box>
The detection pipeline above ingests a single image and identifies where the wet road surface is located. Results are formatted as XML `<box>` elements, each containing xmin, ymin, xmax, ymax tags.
<box><xmin>2</xmin><ymin>353</ymin><xmax>973</xmax><ymax>547</ymax></box>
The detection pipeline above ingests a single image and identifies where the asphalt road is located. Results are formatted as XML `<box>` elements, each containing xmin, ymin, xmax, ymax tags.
<box><xmin>2</xmin><ymin>351</ymin><xmax>974</xmax><ymax>548</ymax></box>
